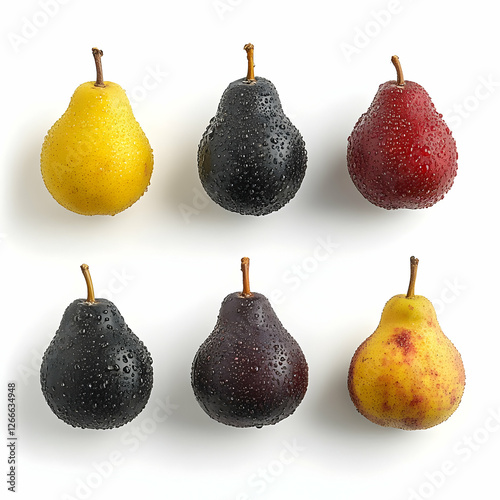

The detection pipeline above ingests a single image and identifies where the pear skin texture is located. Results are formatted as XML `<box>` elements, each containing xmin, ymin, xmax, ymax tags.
<box><xmin>348</xmin><ymin>294</ymin><xmax>465</xmax><ymax>430</ymax></box>
<box><xmin>41</xmin><ymin>81</ymin><xmax>154</xmax><ymax>216</ymax></box>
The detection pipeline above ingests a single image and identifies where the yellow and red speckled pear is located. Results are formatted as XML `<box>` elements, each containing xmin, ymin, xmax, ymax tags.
<box><xmin>347</xmin><ymin>56</ymin><xmax>458</xmax><ymax>209</ymax></box>
<box><xmin>348</xmin><ymin>257</ymin><xmax>465</xmax><ymax>430</ymax></box>
<box><xmin>41</xmin><ymin>48</ymin><xmax>153</xmax><ymax>216</ymax></box>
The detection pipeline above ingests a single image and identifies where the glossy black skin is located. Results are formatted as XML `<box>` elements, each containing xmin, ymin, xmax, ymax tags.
<box><xmin>198</xmin><ymin>77</ymin><xmax>307</xmax><ymax>216</ymax></box>
<box><xmin>40</xmin><ymin>298</ymin><xmax>153</xmax><ymax>430</ymax></box>
<box><xmin>191</xmin><ymin>292</ymin><xmax>308</xmax><ymax>427</ymax></box>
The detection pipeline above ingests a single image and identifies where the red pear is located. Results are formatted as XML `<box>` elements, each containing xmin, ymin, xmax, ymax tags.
<box><xmin>347</xmin><ymin>56</ymin><xmax>458</xmax><ymax>209</ymax></box>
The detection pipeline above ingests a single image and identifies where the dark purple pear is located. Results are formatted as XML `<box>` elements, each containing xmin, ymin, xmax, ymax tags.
<box><xmin>191</xmin><ymin>257</ymin><xmax>308</xmax><ymax>428</ymax></box>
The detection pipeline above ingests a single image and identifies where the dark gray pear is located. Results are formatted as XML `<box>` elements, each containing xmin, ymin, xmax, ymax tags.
<box><xmin>40</xmin><ymin>264</ymin><xmax>153</xmax><ymax>429</ymax></box>
<box><xmin>191</xmin><ymin>257</ymin><xmax>308</xmax><ymax>427</ymax></box>
<box><xmin>198</xmin><ymin>44</ymin><xmax>307</xmax><ymax>216</ymax></box>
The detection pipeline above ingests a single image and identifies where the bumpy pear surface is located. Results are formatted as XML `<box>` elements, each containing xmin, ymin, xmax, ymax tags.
<box><xmin>41</xmin><ymin>48</ymin><xmax>154</xmax><ymax>215</ymax></box>
<box><xmin>348</xmin><ymin>257</ymin><xmax>465</xmax><ymax>430</ymax></box>
<box><xmin>347</xmin><ymin>56</ymin><xmax>457</xmax><ymax>209</ymax></box>
<box><xmin>191</xmin><ymin>258</ymin><xmax>308</xmax><ymax>427</ymax></box>
<box><xmin>40</xmin><ymin>265</ymin><xmax>153</xmax><ymax>429</ymax></box>
<box><xmin>198</xmin><ymin>44</ymin><xmax>307</xmax><ymax>216</ymax></box>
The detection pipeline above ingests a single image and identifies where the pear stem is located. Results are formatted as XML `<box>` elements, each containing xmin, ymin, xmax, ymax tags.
<box><xmin>240</xmin><ymin>257</ymin><xmax>253</xmax><ymax>298</ymax></box>
<box><xmin>92</xmin><ymin>47</ymin><xmax>106</xmax><ymax>88</ymax></box>
<box><xmin>244</xmin><ymin>43</ymin><xmax>256</xmax><ymax>83</ymax></box>
<box><xmin>391</xmin><ymin>55</ymin><xmax>405</xmax><ymax>87</ymax></box>
<box><xmin>80</xmin><ymin>264</ymin><xmax>96</xmax><ymax>304</ymax></box>
<box><xmin>406</xmin><ymin>256</ymin><xmax>419</xmax><ymax>298</ymax></box>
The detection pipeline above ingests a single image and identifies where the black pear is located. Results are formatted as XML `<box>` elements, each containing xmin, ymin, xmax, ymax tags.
<box><xmin>191</xmin><ymin>257</ymin><xmax>308</xmax><ymax>427</ymax></box>
<box><xmin>198</xmin><ymin>44</ymin><xmax>307</xmax><ymax>216</ymax></box>
<box><xmin>40</xmin><ymin>264</ymin><xmax>153</xmax><ymax>429</ymax></box>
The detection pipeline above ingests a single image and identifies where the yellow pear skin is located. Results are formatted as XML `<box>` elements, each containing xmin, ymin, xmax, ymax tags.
<box><xmin>41</xmin><ymin>48</ymin><xmax>153</xmax><ymax>216</ymax></box>
<box><xmin>348</xmin><ymin>257</ymin><xmax>465</xmax><ymax>430</ymax></box>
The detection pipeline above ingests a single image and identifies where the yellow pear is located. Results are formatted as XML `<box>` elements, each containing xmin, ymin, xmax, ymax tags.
<box><xmin>348</xmin><ymin>257</ymin><xmax>465</xmax><ymax>430</ymax></box>
<box><xmin>41</xmin><ymin>48</ymin><xmax>154</xmax><ymax>216</ymax></box>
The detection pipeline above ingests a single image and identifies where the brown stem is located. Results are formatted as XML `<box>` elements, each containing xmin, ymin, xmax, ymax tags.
<box><xmin>244</xmin><ymin>43</ymin><xmax>256</xmax><ymax>83</ymax></box>
<box><xmin>92</xmin><ymin>47</ymin><xmax>106</xmax><ymax>88</ymax></box>
<box><xmin>406</xmin><ymin>256</ymin><xmax>419</xmax><ymax>298</ymax></box>
<box><xmin>80</xmin><ymin>264</ymin><xmax>96</xmax><ymax>304</ymax></box>
<box><xmin>240</xmin><ymin>257</ymin><xmax>253</xmax><ymax>298</ymax></box>
<box><xmin>391</xmin><ymin>55</ymin><xmax>405</xmax><ymax>87</ymax></box>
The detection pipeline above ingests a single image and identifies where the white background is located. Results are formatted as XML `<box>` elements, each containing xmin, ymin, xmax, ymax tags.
<box><xmin>1</xmin><ymin>1</ymin><xmax>499</xmax><ymax>499</ymax></box>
